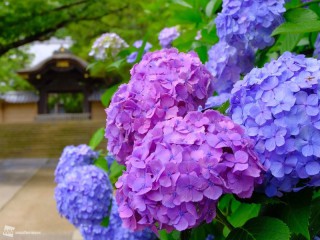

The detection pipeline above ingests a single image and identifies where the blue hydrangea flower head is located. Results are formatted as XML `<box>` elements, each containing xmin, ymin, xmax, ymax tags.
<box><xmin>54</xmin><ymin>144</ymin><xmax>98</xmax><ymax>183</ymax></box>
<box><xmin>229</xmin><ymin>51</ymin><xmax>320</xmax><ymax>196</ymax></box>
<box><xmin>206</xmin><ymin>234</ymin><xmax>215</xmax><ymax>240</ymax></box>
<box><xmin>314</xmin><ymin>34</ymin><xmax>320</xmax><ymax>60</ymax></box>
<box><xmin>55</xmin><ymin>165</ymin><xmax>113</xmax><ymax>226</ymax></box>
<box><xmin>215</xmin><ymin>0</ymin><xmax>285</xmax><ymax>50</ymax></box>
<box><xmin>206</xmin><ymin>41</ymin><xmax>254</xmax><ymax>94</ymax></box>
<box><xmin>80</xmin><ymin>199</ymin><xmax>156</xmax><ymax>240</ymax></box>
<box><xmin>158</xmin><ymin>26</ymin><xmax>180</xmax><ymax>48</ymax></box>
<box><xmin>127</xmin><ymin>40</ymin><xmax>153</xmax><ymax>63</ymax></box>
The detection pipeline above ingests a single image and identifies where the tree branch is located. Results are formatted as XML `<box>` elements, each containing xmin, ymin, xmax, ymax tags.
<box><xmin>0</xmin><ymin>5</ymin><xmax>128</xmax><ymax>56</ymax></box>
<box><xmin>0</xmin><ymin>0</ymin><xmax>93</xmax><ymax>26</ymax></box>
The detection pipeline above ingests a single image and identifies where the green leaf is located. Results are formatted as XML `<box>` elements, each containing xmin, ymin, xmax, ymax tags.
<box><xmin>228</xmin><ymin>203</ymin><xmax>261</xmax><ymax>228</ymax></box>
<box><xmin>309</xmin><ymin>197</ymin><xmax>320</xmax><ymax>238</ymax></box>
<box><xmin>205</xmin><ymin>0</ymin><xmax>215</xmax><ymax>17</ymax></box>
<box><xmin>217</xmin><ymin>101</ymin><xmax>230</xmax><ymax>114</ymax></box>
<box><xmin>270</xmin><ymin>33</ymin><xmax>303</xmax><ymax>53</ymax></box>
<box><xmin>89</xmin><ymin>128</ymin><xmax>105</xmax><ymax>150</ymax></box>
<box><xmin>284</xmin><ymin>8</ymin><xmax>318</xmax><ymax>23</ymax></box>
<box><xmin>158</xmin><ymin>230</ymin><xmax>180</xmax><ymax>240</ymax></box>
<box><xmin>109</xmin><ymin>160</ymin><xmax>125</xmax><ymax>184</ymax></box>
<box><xmin>172</xmin><ymin>0</ymin><xmax>192</xmax><ymax>8</ymax></box>
<box><xmin>94</xmin><ymin>155</ymin><xmax>109</xmax><ymax>173</ymax></box>
<box><xmin>100</xmin><ymin>198</ymin><xmax>113</xmax><ymax>227</ymax></box>
<box><xmin>226</xmin><ymin>217</ymin><xmax>291</xmax><ymax>240</ymax></box>
<box><xmin>194</xmin><ymin>45</ymin><xmax>208</xmax><ymax>63</ymax></box>
<box><xmin>272</xmin><ymin>21</ymin><xmax>320</xmax><ymax>35</ymax></box>
<box><xmin>277</xmin><ymin>189</ymin><xmax>312</xmax><ymax>240</ymax></box>
<box><xmin>173</xmin><ymin>9</ymin><xmax>202</xmax><ymax>24</ymax></box>
<box><xmin>100</xmin><ymin>216</ymin><xmax>110</xmax><ymax>228</ymax></box>
<box><xmin>101</xmin><ymin>84</ymin><xmax>121</xmax><ymax>107</ymax></box>
<box><xmin>272</xmin><ymin>8</ymin><xmax>320</xmax><ymax>36</ymax></box>
<box><xmin>106</xmin><ymin>58</ymin><xmax>125</xmax><ymax>71</ymax></box>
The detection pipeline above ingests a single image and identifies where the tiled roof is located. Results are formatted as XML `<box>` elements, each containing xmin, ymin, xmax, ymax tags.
<box><xmin>1</xmin><ymin>91</ymin><xmax>39</xmax><ymax>103</ymax></box>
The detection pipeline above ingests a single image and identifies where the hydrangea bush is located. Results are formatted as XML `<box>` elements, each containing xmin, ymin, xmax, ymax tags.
<box><xmin>55</xmin><ymin>0</ymin><xmax>320</xmax><ymax>239</ymax></box>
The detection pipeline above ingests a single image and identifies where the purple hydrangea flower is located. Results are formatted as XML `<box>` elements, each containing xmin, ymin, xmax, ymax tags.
<box><xmin>106</xmin><ymin>48</ymin><xmax>214</xmax><ymax>164</ymax></box>
<box><xmin>215</xmin><ymin>0</ymin><xmax>285</xmax><ymax>50</ymax></box>
<box><xmin>54</xmin><ymin>144</ymin><xmax>98</xmax><ymax>183</ymax></box>
<box><xmin>206</xmin><ymin>41</ymin><xmax>254</xmax><ymax>94</ymax></box>
<box><xmin>229</xmin><ymin>52</ymin><xmax>320</xmax><ymax>196</ymax></box>
<box><xmin>158</xmin><ymin>27</ymin><xmax>180</xmax><ymax>48</ymax></box>
<box><xmin>79</xmin><ymin>200</ymin><xmax>156</xmax><ymax>240</ymax></box>
<box><xmin>89</xmin><ymin>33</ymin><xmax>128</xmax><ymax>60</ymax></box>
<box><xmin>55</xmin><ymin>165</ymin><xmax>113</xmax><ymax>226</ymax></box>
<box><xmin>127</xmin><ymin>40</ymin><xmax>153</xmax><ymax>63</ymax></box>
<box><xmin>313</xmin><ymin>34</ymin><xmax>320</xmax><ymax>59</ymax></box>
<box><xmin>116</xmin><ymin>110</ymin><xmax>264</xmax><ymax>231</ymax></box>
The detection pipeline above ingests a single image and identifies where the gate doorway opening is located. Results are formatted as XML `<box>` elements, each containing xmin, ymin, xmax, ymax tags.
<box><xmin>48</xmin><ymin>92</ymin><xmax>84</xmax><ymax>114</ymax></box>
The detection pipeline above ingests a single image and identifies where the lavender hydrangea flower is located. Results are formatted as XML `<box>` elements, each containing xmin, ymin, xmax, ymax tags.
<box><xmin>158</xmin><ymin>26</ymin><xmax>180</xmax><ymax>48</ymax></box>
<box><xmin>215</xmin><ymin>0</ymin><xmax>285</xmax><ymax>50</ymax></box>
<box><xmin>116</xmin><ymin>110</ymin><xmax>264</xmax><ymax>231</ymax></box>
<box><xmin>314</xmin><ymin>34</ymin><xmax>320</xmax><ymax>59</ymax></box>
<box><xmin>106</xmin><ymin>48</ymin><xmax>214</xmax><ymax>164</ymax></box>
<box><xmin>79</xmin><ymin>200</ymin><xmax>156</xmax><ymax>240</ymax></box>
<box><xmin>127</xmin><ymin>40</ymin><xmax>153</xmax><ymax>63</ymax></box>
<box><xmin>229</xmin><ymin>52</ymin><xmax>320</xmax><ymax>196</ymax></box>
<box><xmin>205</xmin><ymin>41</ymin><xmax>254</xmax><ymax>94</ymax></box>
<box><xmin>55</xmin><ymin>165</ymin><xmax>113</xmax><ymax>226</ymax></box>
<box><xmin>54</xmin><ymin>144</ymin><xmax>98</xmax><ymax>183</ymax></box>
<box><xmin>203</xmin><ymin>93</ymin><xmax>231</xmax><ymax>110</ymax></box>
<box><xmin>89</xmin><ymin>33</ymin><xmax>128</xmax><ymax>60</ymax></box>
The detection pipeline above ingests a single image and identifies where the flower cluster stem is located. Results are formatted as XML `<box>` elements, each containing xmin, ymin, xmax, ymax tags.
<box><xmin>216</xmin><ymin>208</ymin><xmax>234</xmax><ymax>231</ymax></box>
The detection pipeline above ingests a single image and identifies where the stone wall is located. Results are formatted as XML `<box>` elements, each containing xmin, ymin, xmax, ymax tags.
<box><xmin>2</xmin><ymin>102</ymin><xmax>37</xmax><ymax>123</ymax></box>
<box><xmin>91</xmin><ymin>101</ymin><xmax>106</xmax><ymax>121</ymax></box>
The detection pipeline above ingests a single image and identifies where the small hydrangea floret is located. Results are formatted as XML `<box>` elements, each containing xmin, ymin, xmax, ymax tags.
<box><xmin>158</xmin><ymin>26</ymin><xmax>180</xmax><ymax>48</ymax></box>
<box><xmin>127</xmin><ymin>40</ymin><xmax>152</xmax><ymax>63</ymax></box>
<box><xmin>106</xmin><ymin>48</ymin><xmax>214</xmax><ymax>164</ymax></box>
<box><xmin>116</xmin><ymin>110</ymin><xmax>264</xmax><ymax>231</ymax></box>
<box><xmin>54</xmin><ymin>144</ymin><xmax>98</xmax><ymax>183</ymax></box>
<box><xmin>205</xmin><ymin>41</ymin><xmax>254</xmax><ymax>94</ymax></box>
<box><xmin>229</xmin><ymin>52</ymin><xmax>320</xmax><ymax>196</ymax></box>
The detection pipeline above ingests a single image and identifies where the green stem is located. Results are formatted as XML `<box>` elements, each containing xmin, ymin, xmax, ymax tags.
<box><xmin>180</xmin><ymin>229</ymin><xmax>192</xmax><ymax>240</ymax></box>
<box><xmin>216</xmin><ymin>208</ymin><xmax>234</xmax><ymax>231</ymax></box>
<box><xmin>290</xmin><ymin>0</ymin><xmax>320</xmax><ymax>9</ymax></box>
